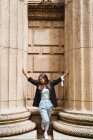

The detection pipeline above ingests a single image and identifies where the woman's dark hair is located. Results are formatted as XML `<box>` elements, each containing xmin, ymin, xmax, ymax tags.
<box><xmin>38</xmin><ymin>73</ymin><xmax>51</xmax><ymax>90</ymax></box>
<box><xmin>38</xmin><ymin>73</ymin><xmax>49</xmax><ymax>84</ymax></box>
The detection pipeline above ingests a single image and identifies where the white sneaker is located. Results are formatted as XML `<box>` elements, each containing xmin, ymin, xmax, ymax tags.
<box><xmin>44</xmin><ymin>132</ymin><xmax>49</xmax><ymax>140</ymax></box>
<box><xmin>41</xmin><ymin>121</ymin><xmax>45</xmax><ymax>130</ymax></box>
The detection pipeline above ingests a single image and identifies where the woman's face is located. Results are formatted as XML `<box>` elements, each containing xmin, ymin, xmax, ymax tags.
<box><xmin>39</xmin><ymin>77</ymin><xmax>45</xmax><ymax>84</ymax></box>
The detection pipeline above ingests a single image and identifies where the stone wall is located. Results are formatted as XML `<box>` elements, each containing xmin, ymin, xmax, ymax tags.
<box><xmin>27</xmin><ymin>0</ymin><xmax>65</xmax><ymax>107</ymax></box>
<box><xmin>27</xmin><ymin>21</ymin><xmax>64</xmax><ymax>107</ymax></box>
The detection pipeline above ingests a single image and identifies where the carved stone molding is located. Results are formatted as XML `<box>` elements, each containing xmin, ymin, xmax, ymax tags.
<box><xmin>0</xmin><ymin>111</ymin><xmax>36</xmax><ymax>137</ymax></box>
<box><xmin>53</xmin><ymin>112</ymin><xmax>93</xmax><ymax>138</ymax></box>
<box><xmin>59</xmin><ymin>112</ymin><xmax>93</xmax><ymax>125</ymax></box>
<box><xmin>0</xmin><ymin>120</ymin><xmax>36</xmax><ymax>137</ymax></box>
<box><xmin>0</xmin><ymin>111</ymin><xmax>31</xmax><ymax>124</ymax></box>
<box><xmin>53</xmin><ymin>121</ymin><xmax>93</xmax><ymax>138</ymax></box>
<box><xmin>28</xmin><ymin>1</ymin><xmax>64</xmax><ymax>21</ymax></box>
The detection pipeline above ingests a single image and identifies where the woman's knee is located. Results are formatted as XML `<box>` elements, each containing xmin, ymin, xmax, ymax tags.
<box><xmin>44</xmin><ymin>118</ymin><xmax>49</xmax><ymax>124</ymax></box>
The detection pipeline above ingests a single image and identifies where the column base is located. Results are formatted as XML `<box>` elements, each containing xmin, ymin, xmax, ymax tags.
<box><xmin>0</xmin><ymin>111</ymin><xmax>36</xmax><ymax>137</ymax></box>
<box><xmin>53</xmin><ymin>130</ymin><xmax>90</xmax><ymax>140</ymax></box>
<box><xmin>53</xmin><ymin>112</ymin><xmax>93</xmax><ymax>138</ymax></box>
<box><xmin>0</xmin><ymin>130</ymin><xmax>37</xmax><ymax>140</ymax></box>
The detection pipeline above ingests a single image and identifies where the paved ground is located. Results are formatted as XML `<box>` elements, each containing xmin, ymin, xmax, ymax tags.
<box><xmin>0</xmin><ymin>131</ymin><xmax>52</xmax><ymax>140</ymax></box>
<box><xmin>0</xmin><ymin>130</ymin><xmax>92</xmax><ymax>140</ymax></box>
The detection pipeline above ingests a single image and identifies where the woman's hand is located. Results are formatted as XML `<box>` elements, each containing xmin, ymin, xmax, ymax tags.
<box><xmin>63</xmin><ymin>70</ymin><xmax>69</xmax><ymax>78</ymax></box>
<box><xmin>22</xmin><ymin>68</ymin><xmax>30</xmax><ymax>79</ymax></box>
<box><xmin>22</xmin><ymin>68</ymin><xmax>26</xmax><ymax>75</ymax></box>
<box><xmin>66</xmin><ymin>70</ymin><xmax>69</xmax><ymax>75</ymax></box>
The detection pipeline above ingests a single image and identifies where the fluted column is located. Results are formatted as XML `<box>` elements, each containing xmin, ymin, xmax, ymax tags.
<box><xmin>0</xmin><ymin>0</ymin><xmax>36</xmax><ymax>137</ymax></box>
<box><xmin>53</xmin><ymin>0</ymin><xmax>93</xmax><ymax>138</ymax></box>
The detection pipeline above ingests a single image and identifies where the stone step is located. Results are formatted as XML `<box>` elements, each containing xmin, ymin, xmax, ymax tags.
<box><xmin>37</xmin><ymin>135</ymin><xmax>52</xmax><ymax>140</ymax></box>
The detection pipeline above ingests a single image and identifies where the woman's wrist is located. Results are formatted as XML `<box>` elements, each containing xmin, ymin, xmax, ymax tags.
<box><xmin>23</xmin><ymin>70</ymin><xmax>28</xmax><ymax>78</ymax></box>
<box><xmin>26</xmin><ymin>73</ymin><xmax>30</xmax><ymax>79</ymax></box>
<box><xmin>25</xmin><ymin>72</ymin><xmax>29</xmax><ymax>78</ymax></box>
<box><xmin>22</xmin><ymin>68</ymin><xmax>30</xmax><ymax>79</ymax></box>
<box><xmin>61</xmin><ymin>76</ymin><xmax>64</xmax><ymax>80</ymax></box>
<box><xmin>62</xmin><ymin>72</ymin><xmax>68</xmax><ymax>78</ymax></box>
<box><xmin>25</xmin><ymin>72</ymin><xmax>27</xmax><ymax>76</ymax></box>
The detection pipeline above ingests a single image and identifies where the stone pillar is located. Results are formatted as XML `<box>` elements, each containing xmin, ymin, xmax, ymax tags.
<box><xmin>0</xmin><ymin>0</ymin><xmax>36</xmax><ymax>137</ymax></box>
<box><xmin>53</xmin><ymin>0</ymin><xmax>93</xmax><ymax>138</ymax></box>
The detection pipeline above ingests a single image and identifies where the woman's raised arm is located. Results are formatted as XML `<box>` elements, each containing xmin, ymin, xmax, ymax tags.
<box><xmin>62</xmin><ymin>71</ymin><xmax>69</xmax><ymax>78</ymax></box>
<box><xmin>22</xmin><ymin>68</ymin><xmax>30</xmax><ymax>79</ymax></box>
<box><xmin>61</xmin><ymin>71</ymin><xmax>69</xmax><ymax>87</ymax></box>
<box><xmin>22</xmin><ymin>68</ymin><xmax>38</xmax><ymax>86</ymax></box>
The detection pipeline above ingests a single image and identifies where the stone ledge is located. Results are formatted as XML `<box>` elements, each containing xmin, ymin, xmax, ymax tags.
<box><xmin>28</xmin><ymin>1</ymin><xmax>64</xmax><ymax>21</ymax></box>
<box><xmin>28</xmin><ymin>106</ymin><xmax>63</xmax><ymax>115</ymax></box>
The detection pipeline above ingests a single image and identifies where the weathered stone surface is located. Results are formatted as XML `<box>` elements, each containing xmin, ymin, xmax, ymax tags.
<box><xmin>53</xmin><ymin>130</ymin><xmax>91</xmax><ymax>140</ymax></box>
<box><xmin>0</xmin><ymin>0</ymin><xmax>36</xmax><ymax>137</ymax></box>
<box><xmin>0</xmin><ymin>130</ymin><xmax>37</xmax><ymax>139</ymax></box>
<box><xmin>54</xmin><ymin>0</ymin><xmax>93</xmax><ymax>138</ymax></box>
<box><xmin>34</xmin><ymin>29</ymin><xmax>59</xmax><ymax>46</ymax></box>
<box><xmin>0</xmin><ymin>0</ymin><xmax>28</xmax><ymax>111</ymax></box>
<box><xmin>64</xmin><ymin>0</ymin><xmax>93</xmax><ymax>113</ymax></box>
<box><xmin>33</xmin><ymin>55</ymin><xmax>63</xmax><ymax>72</ymax></box>
<box><xmin>28</xmin><ymin>18</ymin><xmax>64</xmax><ymax>107</ymax></box>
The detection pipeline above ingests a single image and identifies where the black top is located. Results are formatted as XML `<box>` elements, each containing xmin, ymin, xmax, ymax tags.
<box><xmin>28</xmin><ymin>77</ymin><xmax>62</xmax><ymax>108</ymax></box>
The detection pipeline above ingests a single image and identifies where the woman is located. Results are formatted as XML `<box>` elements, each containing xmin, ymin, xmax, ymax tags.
<box><xmin>22</xmin><ymin>68</ymin><xmax>68</xmax><ymax>140</ymax></box>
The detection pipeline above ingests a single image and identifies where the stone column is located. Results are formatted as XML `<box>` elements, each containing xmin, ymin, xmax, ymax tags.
<box><xmin>53</xmin><ymin>0</ymin><xmax>93</xmax><ymax>138</ymax></box>
<box><xmin>0</xmin><ymin>0</ymin><xmax>36</xmax><ymax>137</ymax></box>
